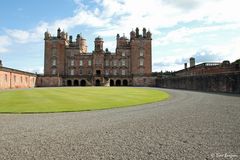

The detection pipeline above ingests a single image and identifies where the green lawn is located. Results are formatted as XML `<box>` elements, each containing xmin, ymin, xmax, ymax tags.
<box><xmin>0</xmin><ymin>87</ymin><xmax>169</xmax><ymax>113</ymax></box>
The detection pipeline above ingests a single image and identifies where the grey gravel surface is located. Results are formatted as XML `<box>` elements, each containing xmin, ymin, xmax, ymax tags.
<box><xmin>0</xmin><ymin>88</ymin><xmax>240</xmax><ymax>160</ymax></box>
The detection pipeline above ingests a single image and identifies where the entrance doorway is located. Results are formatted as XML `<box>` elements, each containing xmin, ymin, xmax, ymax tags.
<box><xmin>74</xmin><ymin>80</ymin><xmax>79</xmax><ymax>86</ymax></box>
<box><xmin>95</xmin><ymin>79</ymin><xmax>101</xmax><ymax>86</ymax></box>
<box><xmin>80</xmin><ymin>80</ymin><xmax>86</xmax><ymax>86</ymax></box>
<box><xmin>116</xmin><ymin>80</ymin><xmax>121</xmax><ymax>86</ymax></box>
<box><xmin>67</xmin><ymin>80</ymin><xmax>72</xmax><ymax>86</ymax></box>
<box><xmin>110</xmin><ymin>79</ymin><xmax>114</xmax><ymax>86</ymax></box>
<box><xmin>123</xmin><ymin>79</ymin><xmax>128</xmax><ymax>86</ymax></box>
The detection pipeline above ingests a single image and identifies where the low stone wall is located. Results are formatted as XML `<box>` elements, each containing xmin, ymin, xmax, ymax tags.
<box><xmin>133</xmin><ymin>76</ymin><xmax>156</xmax><ymax>87</ymax></box>
<box><xmin>36</xmin><ymin>76</ymin><xmax>62</xmax><ymax>87</ymax></box>
<box><xmin>156</xmin><ymin>72</ymin><xmax>240</xmax><ymax>94</ymax></box>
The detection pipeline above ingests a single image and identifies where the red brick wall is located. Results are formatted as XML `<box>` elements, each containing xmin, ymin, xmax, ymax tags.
<box><xmin>0</xmin><ymin>70</ymin><xmax>36</xmax><ymax>89</ymax></box>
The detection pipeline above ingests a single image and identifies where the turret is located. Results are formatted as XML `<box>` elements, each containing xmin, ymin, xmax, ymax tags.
<box><xmin>57</xmin><ymin>28</ymin><xmax>61</xmax><ymax>38</ymax></box>
<box><xmin>143</xmin><ymin>28</ymin><xmax>147</xmax><ymax>38</ymax></box>
<box><xmin>94</xmin><ymin>36</ymin><xmax>104</xmax><ymax>51</ymax></box>
<box><xmin>147</xmin><ymin>30</ymin><xmax>152</xmax><ymax>39</ymax></box>
<box><xmin>60</xmin><ymin>30</ymin><xmax>67</xmax><ymax>40</ymax></box>
<box><xmin>76</xmin><ymin>34</ymin><xmax>87</xmax><ymax>53</ymax></box>
<box><xmin>136</xmin><ymin>27</ymin><xmax>139</xmax><ymax>38</ymax></box>
<box><xmin>44</xmin><ymin>31</ymin><xmax>51</xmax><ymax>40</ymax></box>
<box><xmin>69</xmin><ymin>35</ymin><xmax>73</xmax><ymax>43</ymax></box>
<box><xmin>130</xmin><ymin>29</ymin><xmax>136</xmax><ymax>40</ymax></box>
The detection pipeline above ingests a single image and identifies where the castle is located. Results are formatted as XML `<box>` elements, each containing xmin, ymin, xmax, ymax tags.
<box><xmin>37</xmin><ymin>27</ymin><xmax>155</xmax><ymax>87</ymax></box>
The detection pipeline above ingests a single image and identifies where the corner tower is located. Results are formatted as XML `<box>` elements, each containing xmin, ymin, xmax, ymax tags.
<box><xmin>44</xmin><ymin>28</ymin><xmax>67</xmax><ymax>76</ymax></box>
<box><xmin>130</xmin><ymin>27</ymin><xmax>152</xmax><ymax>76</ymax></box>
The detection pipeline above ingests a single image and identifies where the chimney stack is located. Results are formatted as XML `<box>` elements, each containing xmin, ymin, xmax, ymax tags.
<box><xmin>184</xmin><ymin>63</ymin><xmax>187</xmax><ymax>69</ymax></box>
<box><xmin>190</xmin><ymin>57</ymin><xmax>195</xmax><ymax>67</ymax></box>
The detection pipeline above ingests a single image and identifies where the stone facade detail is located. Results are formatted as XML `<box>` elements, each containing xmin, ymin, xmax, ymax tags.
<box><xmin>39</xmin><ymin>27</ymin><xmax>153</xmax><ymax>86</ymax></box>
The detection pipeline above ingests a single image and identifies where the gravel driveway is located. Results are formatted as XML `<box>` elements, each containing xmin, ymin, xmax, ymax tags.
<box><xmin>0</xmin><ymin>88</ymin><xmax>239</xmax><ymax>160</ymax></box>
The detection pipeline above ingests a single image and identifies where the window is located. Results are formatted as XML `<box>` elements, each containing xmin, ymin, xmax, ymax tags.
<box><xmin>79</xmin><ymin>70</ymin><xmax>82</xmax><ymax>75</ymax></box>
<box><xmin>122</xmin><ymin>52</ymin><xmax>126</xmax><ymax>57</ymax></box>
<box><xmin>79</xmin><ymin>60</ymin><xmax>83</xmax><ymax>66</ymax></box>
<box><xmin>52</xmin><ymin>69</ymin><xmax>56</xmax><ymax>75</ymax></box>
<box><xmin>88</xmin><ymin>60</ymin><xmax>92</xmax><ymax>66</ymax></box>
<box><xmin>122</xmin><ymin>59</ymin><xmax>125</xmax><ymax>66</ymax></box>
<box><xmin>105</xmin><ymin>70</ymin><xmax>109</xmax><ymax>75</ymax></box>
<box><xmin>20</xmin><ymin>76</ymin><xmax>23</xmax><ymax>83</ymax></box>
<box><xmin>70</xmin><ymin>59</ymin><xmax>74</xmax><ymax>66</ymax></box>
<box><xmin>25</xmin><ymin>77</ymin><xmax>28</xmax><ymax>82</ymax></box>
<box><xmin>113</xmin><ymin>60</ymin><xmax>117</xmax><ymax>66</ymax></box>
<box><xmin>52</xmin><ymin>48</ymin><xmax>57</xmax><ymax>56</ymax></box>
<box><xmin>122</xmin><ymin>70</ymin><xmax>126</xmax><ymax>75</ymax></box>
<box><xmin>52</xmin><ymin>59</ymin><xmax>56</xmax><ymax>66</ymax></box>
<box><xmin>140</xmin><ymin>59</ymin><xmax>144</xmax><ymax>66</ymax></box>
<box><xmin>105</xmin><ymin>60</ymin><xmax>109</xmax><ymax>66</ymax></box>
<box><xmin>140</xmin><ymin>50</ymin><xmax>144</xmax><ymax>57</ymax></box>
<box><xmin>88</xmin><ymin>70</ymin><xmax>91</xmax><ymax>75</ymax></box>
<box><xmin>70</xmin><ymin>69</ymin><xmax>74</xmax><ymax>75</ymax></box>
<box><xmin>113</xmin><ymin>69</ymin><xmax>117</xmax><ymax>75</ymax></box>
<box><xmin>14</xmin><ymin>75</ymin><xmax>16</xmax><ymax>82</ymax></box>
<box><xmin>5</xmin><ymin>74</ymin><xmax>7</xmax><ymax>82</ymax></box>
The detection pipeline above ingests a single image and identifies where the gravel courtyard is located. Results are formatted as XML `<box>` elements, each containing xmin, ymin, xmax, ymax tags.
<box><xmin>0</xmin><ymin>88</ymin><xmax>239</xmax><ymax>159</ymax></box>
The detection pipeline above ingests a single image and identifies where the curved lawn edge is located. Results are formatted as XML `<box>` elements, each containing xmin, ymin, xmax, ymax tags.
<box><xmin>0</xmin><ymin>87</ymin><xmax>170</xmax><ymax>114</ymax></box>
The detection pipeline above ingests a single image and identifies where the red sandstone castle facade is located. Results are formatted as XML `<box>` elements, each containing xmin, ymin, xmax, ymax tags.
<box><xmin>38</xmin><ymin>27</ymin><xmax>155</xmax><ymax>86</ymax></box>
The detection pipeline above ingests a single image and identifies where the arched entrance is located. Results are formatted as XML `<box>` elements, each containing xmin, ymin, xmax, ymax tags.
<box><xmin>95</xmin><ymin>79</ymin><xmax>101</xmax><ymax>86</ymax></box>
<box><xmin>74</xmin><ymin>80</ymin><xmax>79</xmax><ymax>86</ymax></box>
<box><xmin>110</xmin><ymin>79</ymin><xmax>114</xmax><ymax>86</ymax></box>
<box><xmin>116</xmin><ymin>80</ymin><xmax>121</xmax><ymax>86</ymax></box>
<box><xmin>67</xmin><ymin>80</ymin><xmax>72</xmax><ymax>86</ymax></box>
<box><xmin>80</xmin><ymin>80</ymin><xmax>86</xmax><ymax>86</ymax></box>
<box><xmin>123</xmin><ymin>79</ymin><xmax>128</xmax><ymax>86</ymax></box>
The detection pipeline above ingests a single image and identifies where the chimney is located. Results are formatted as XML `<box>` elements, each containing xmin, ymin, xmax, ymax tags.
<box><xmin>0</xmin><ymin>60</ymin><xmax>2</xmax><ymax>67</ymax></box>
<box><xmin>190</xmin><ymin>57</ymin><xmax>195</xmax><ymax>67</ymax></box>
<box><xmin>184</xmin><ymin>63</ymin><xmax>187</xmax><ymax>69</ymax></box>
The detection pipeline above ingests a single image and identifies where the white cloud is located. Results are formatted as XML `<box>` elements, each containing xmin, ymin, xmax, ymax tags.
<box><xmin>156</xmin><ymin>23</ymin><xmax>240</xmax><ymax>46</ymax></box>
<box><xmin>0</xmin><ymin>36</ymin><xmax>11</xmax><ymax>53</ymax></box>
<box><xmin>2</xmin><ymin>0</ymin><xmax>240</xmax><ymax>71</ymax></box>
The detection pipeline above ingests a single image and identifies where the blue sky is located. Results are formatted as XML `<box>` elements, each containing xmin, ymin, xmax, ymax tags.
<box><xmin>0</xmin><ymin>0</ymin><xmax>240</xmax><ymax>73</ymax></box>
